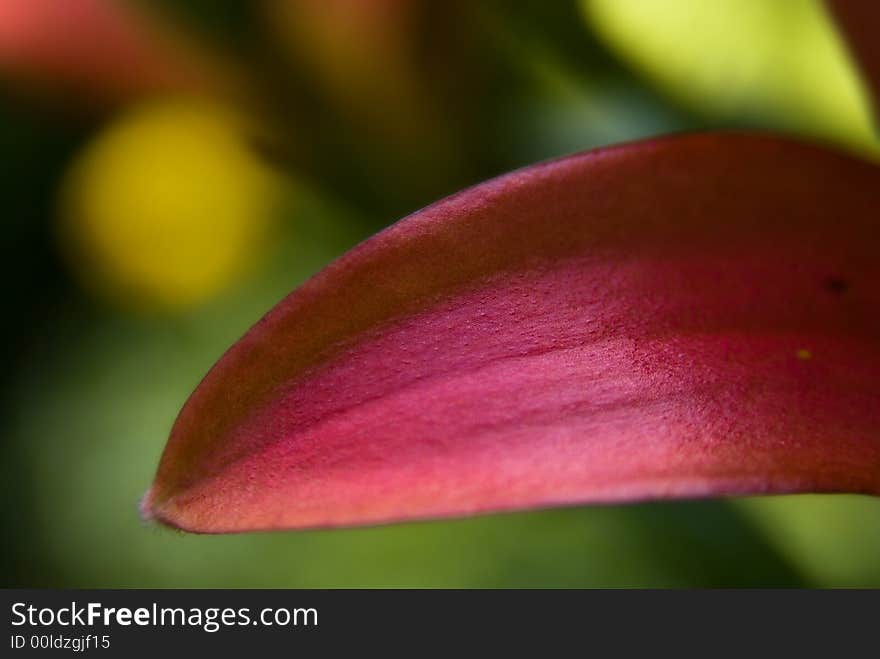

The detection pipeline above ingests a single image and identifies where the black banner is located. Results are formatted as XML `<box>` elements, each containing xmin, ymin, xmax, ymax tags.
<box><xmin>2</xmin><ymin>589</ymin><xmax>878</xmax><ymax>654</ymax></box>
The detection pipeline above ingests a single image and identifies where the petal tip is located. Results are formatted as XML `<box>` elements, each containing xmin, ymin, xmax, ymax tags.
<box><xmin>138</xmin><ymin>487</ymin><xmax>159</xmax><ymax>522</ymax></box>
<box><xmin>138</xmin><ymin>486</ymin><xmax>183</xmax><ymax>531</ymax></box>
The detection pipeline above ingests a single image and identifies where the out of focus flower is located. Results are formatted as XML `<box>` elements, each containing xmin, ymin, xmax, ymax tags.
<box><xmin>264</xmin><ymin>0</ymin><xmax>464</xmax><ymax>182</ymax></box>
<box><xmin>59</xmin><ymin>98</ymin><xmax>282</xmax><ymax>312</ymax></box>
<box><xmin>267</xmin><ymin>0</ymin><xmax>426</xmax><ymax>139</ymax></box>
<box><xmin>582</xmin><ymin>0</ymin><xmax>877</xmax><ymax>153</ymax></box>
<box><xmin>0</xmin><ymin>0</ymin><xmax>230</xmax><ymax>105</ymax></box>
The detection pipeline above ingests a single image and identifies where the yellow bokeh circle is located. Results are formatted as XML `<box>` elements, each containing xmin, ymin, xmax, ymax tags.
<box><xmin>60</xmin><ymin>98</ymin><xmax>281</xmax><ymax>312</ymax></box>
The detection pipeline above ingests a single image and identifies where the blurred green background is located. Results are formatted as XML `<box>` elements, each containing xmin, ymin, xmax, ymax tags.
<box><xmin>2</xmin><ymin>0</ymin><xmax>879</xmax><ymax>588</ymax></box>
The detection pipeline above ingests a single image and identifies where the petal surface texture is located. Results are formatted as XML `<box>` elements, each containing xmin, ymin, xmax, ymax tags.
<box><xmin>144</xmin><ymin>134</ymin><xmax>880</xmax><ymax>532</ymax></box>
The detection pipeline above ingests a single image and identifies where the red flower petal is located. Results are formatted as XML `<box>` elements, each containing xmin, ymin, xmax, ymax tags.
<box><xmin>143</xmin><ymin>133</ymin><xmax>880</xmax><ymax>532</ymax></box>
<box><xmin>0</xmin><ymin>0</ymin><xmax>223</xmax><ymax>103</ymax></box>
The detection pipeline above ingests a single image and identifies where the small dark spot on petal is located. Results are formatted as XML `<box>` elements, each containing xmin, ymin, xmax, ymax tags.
<box><xmin>824</xmin><ymin>277</ymin><xmax>848</xmax><ymax>294</ymax></box>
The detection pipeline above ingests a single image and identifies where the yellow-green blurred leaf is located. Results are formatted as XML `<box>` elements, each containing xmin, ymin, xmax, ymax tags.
<box><xmin>582</xmin><ymin>0</ymin><xmax>877</xmax><ymax>154</ymax></box>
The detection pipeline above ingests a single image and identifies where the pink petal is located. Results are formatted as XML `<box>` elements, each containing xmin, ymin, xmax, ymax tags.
<box><xmin>143</xmin><ymin>133</ymin><xmax>880</xmax><ymax>532</ymax></box>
